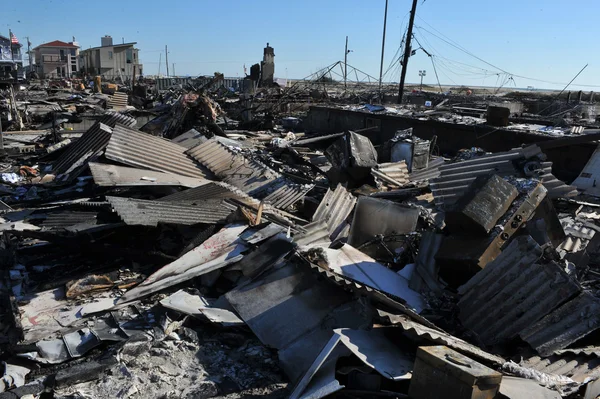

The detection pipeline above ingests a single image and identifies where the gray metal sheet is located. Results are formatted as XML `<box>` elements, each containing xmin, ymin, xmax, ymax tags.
<box><xmin>348</xmin><ymin>196</ymin><xmax>419</xmax><ymax>248</ymax></box>
<box><xmin>171</xmin><ymin>128</ymin><xmax>205</xmax><ymax>149</ymax></box>
<box><xmin>41</xmin><ymin>211</ymin><xmax>98</xmax><ymax>229</ymax></box>
<box><xmin>372</xmin><ymin>161</ymin><xmax>410</xmax><ymax>187</ymax></box>
<box><xmin>108</xmin><ymin>92</ymin><xmax>128</xmax><ymax>110</ymax></box>
<box><xmin>105</xmin><ymin>196</ymin><xmax>233</xmax><ymax>226</ymax></box>
<box><xmin>186</xmin><ymin>138</ymin><xmax>313</xmax><ymax>209</ymax></box>
<box><xmin>89</xmin><ymin>162</ymin><xmax>208</xmax><ymax>188</ymax></box>
<box><xmin>521</xmin><ymin>353</ymin><xmax>600</xmax><ymax>383</ymax></box>
<box><xmin>429</xmin><ymin>146</ymin><xmax>576</xmax><ymax>206</ymax></box>
<box><xmin>294</xmin><ymin>220</ymin><xmax>331</xmax><ymax>247</ymax></box>
<box><xmin>377</xmin><ymin>310</ymin><xmax>504</xmax><ymax>366</ymax></box>
<box><xmin>157</xmin><ymin>181</ymin><xmax>259</xmax><ymax>202</ymax></box>
<box><xmin>312</xmin><ymin>184</ymin><xmax>356</xmax><ymax>241</ymax></box>
<box><xmin>226</xmin><ymin>262</ymin><xmax>349</xmax><ymax>349</ymax></box>
<box><xmin>105</xmin><ymin>124</ymin><xmax>211</xmax><ymax>179</ymax></box>
<box><xmin>458</xmin><ymin>236</ymin><xmax>581</xmax><ymax>346</ymax></box>
<box><xmin>52</xmin><ymin>112</ymin><xmax>137</xmax><ymax>175</ymax></box>
<box><xmin>521</xmin><ymin>292</ymin><xmax>600</xmax><ymax>357</ymax></box>
<box><xmin>409</xmin><ymin>156</ymin><xmax>445</xmax><ymax>182</ymax></box>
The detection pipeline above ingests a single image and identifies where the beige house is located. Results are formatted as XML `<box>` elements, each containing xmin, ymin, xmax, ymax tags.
<box><xmin>79</xmin><ymin>36</ymin><xmax>142</xmax><ymax>82</ymax></box>
<box><xmin>33</xmin><ymin>40</ymin><xmax>79</xmax><ymax>79</ymax></box>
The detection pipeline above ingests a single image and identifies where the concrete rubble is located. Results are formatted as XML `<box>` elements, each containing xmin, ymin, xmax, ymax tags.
<box><xmin>3</xmin><ymin>74</ymin><xmax>600</xmax><ymax>399</ymax></box>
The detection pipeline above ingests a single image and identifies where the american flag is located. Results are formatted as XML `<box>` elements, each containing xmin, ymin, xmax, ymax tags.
<box><xmin>10</xmin><ymin>32</ymin><xmax>18</xmax><ymax>44</ymax></box>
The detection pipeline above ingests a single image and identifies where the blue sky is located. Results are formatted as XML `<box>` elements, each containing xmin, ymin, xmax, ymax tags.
<box><xmin>3</xmin><ymin>0</ymin><xmax>599</xmax><ymax>89</ymax></box>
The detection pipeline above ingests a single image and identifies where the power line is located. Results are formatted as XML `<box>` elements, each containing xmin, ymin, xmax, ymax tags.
<box><xmin>415</xmin><ymin>17</ymin><xmax>600</xmax><ymax>88</ymax></box>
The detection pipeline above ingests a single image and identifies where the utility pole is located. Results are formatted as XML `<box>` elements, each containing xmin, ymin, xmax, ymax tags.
<box><xmin>344</xmin><ymin>36</ymin><xmax>348</xmax><ymax>89</ymax></box>
<box><xmin>165</xmin><ymin>45</ymin><xmax>169</xmax><ymax>77</ymax></box>
<box><xmin>419</xmin><ymin>70</ymin><xmax>426</xmax><ymax>91</ymax></box>
<box><xmin>398</xmin><ymin>0</ymin><xmax>418</xmax><ymax>104</ymax></box>
<box><xmin>378</xmin><ymin>0</ymin><xmax>389</xmax><ymax>99</ymax></box>
<box><xmin>25</xmin><ymin>36</ymin><xmax>31</xmax><ymax>70</ymax></box>
<box><xmin>158</xmin><ymin>52</ymin><xmax>162</xmax><ymax>76</ymax></box>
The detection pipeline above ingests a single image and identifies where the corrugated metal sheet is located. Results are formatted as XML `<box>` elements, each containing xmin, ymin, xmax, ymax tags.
<box><xmin>539</xmin><ymin>161</ymin><xmax>579</xmax><ymax>199</ymax></box>
<box><xmin>429</xmin><ymin>146</ymin><xmax>576</xmax><ymax>206</ymax></box>
<box><xmin>521</xmin><ymin>353</ymin><xmax>600</xmax><ymax>383</ymax></box>
<box><xmin>558</xmin><ymin>223</ymin><xmax>597</xmax><ymax>253</ymax></box>
<box><xmin>52</xmin><ymin>113</ymin><xmax>137</xmax><ymax>176</ymax></box>
<box><xmin>105</xmin><ymin>196</ymin><xmax>233</xmax><ymax>226</ymax></box>
<box><xmin>171</xmin><ymin>129</ymin><xmax>204</xmax><ymax>149</ymax></box>
<box><xmin>521</xmin><ymin>292</ymin><xmax>600</xmax><ymax>357</ymax></box>
<box><xmin>409</xmin><ymin>232</ymin><xmax>444</xmax><ymax>294</ymax></box>
<box><xmin>306</xmin><ymin>258</ymin><xmax>436</xmax><ymax>330</ymax></box>
<box><xmin>157</xmin><ymin>181</ymin><xmax>251</xmax><ymax>202</ymax></box>
<box><xmin>430</xmin><ymin>150</ymin><xmax>522</xmax><ymax>206</ymax></box>
<box><xmin>372</xmin><ymin>161</ymin><xmax>409</xmax><ymax>188</ymax></box>
<box><xmin>105</xmin><ymin>124</ymin><xmax>211</xmax><ymax>179</ymax></box>
<box><xmin>312</xmin><ymin>184</ymin><xmax>356</xmax><ymax>240</ymax></box>
<box><xmin>89</xmin><ymin>162</ymin><xmax>207</xmax><ymax>188</ymax></box>
<box><xmin>377</xmin><ymin>310</ymin><xmax>505</xmax><ymax>366</ymax></box>
<box><xmin>294</xmin><ymin>220</ymin><xmax>331</xmax><ymax>246</ymax></box>
<box><xmin>186</xmin><ymin>139</ymin><xmax>313</xmax><ymax>209</ymax></box>
<box><xmin>40</xmin><ymin>211</ymin><xmax>98</xmax><ymax>229</ymax></box>
<box><xmin>458</xmin><ymin>236</ymin><xmax>581</xmax><ymax>346</ymax></box>
<box><xmin>108</xmin><ymin>92</ymin><xmax>128</xmax><ymax>110</ymax></box>
<box><xmin>409</xmin><ymin>156</ymin><xmax>445</xmax><ymax>182</ymax></box>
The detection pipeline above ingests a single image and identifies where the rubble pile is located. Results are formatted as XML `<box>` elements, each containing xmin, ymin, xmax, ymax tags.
<box><xmin>3</xmin><ymin>82</ymin><xmax>600</xmax><ymax>399</ymax></box>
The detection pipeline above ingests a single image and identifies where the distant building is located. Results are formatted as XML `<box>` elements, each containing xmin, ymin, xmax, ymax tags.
<box><xmin>33</xmin><ymin>40</ymin><xmax>80</xmax><ymax>79</ymax></box>
<box><xmin>260</xmin><ymin>43</ymin><xmax>275</xmax><ymax>86</ymax></box>
<box><xmin>0</xmin><ymin>34</ymin><xmax>24</xmax><ymax>81</ymax></box>
<box><xmin>79</xmin><ymin>35</ymin><xmax>142</xmax><ymax>81</ymax></box>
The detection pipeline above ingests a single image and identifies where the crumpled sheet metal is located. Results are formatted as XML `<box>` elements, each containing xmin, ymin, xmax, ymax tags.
<box><xmin>289</xmin><ymin>327</ymin><xmax>413</xmax><ymax>399</ymax></box>
<box><xmin>348</xmin><ymin>196</ymin><xmax>419</xmax><ymax>248</ymax></box>
<box><xmin>305</xmin><ymin>257</ymin><xmax>437</xmax><ymax>331</ymax></box>
<box><xmin>52</xmin><ymin>112</ymin><xmax>137</xmax><ymax>176</ymax></box>
<box><xmin>105</xmin><ymin>196</ymin><xmax>234</xmax><ymax>226</ymax></box>
<box><xmin>159</xmin><ymin>290</ymin><xmax>243</xmax><ymax>326</ymax></box>
<box><xmin>311</xmin><ymin>184</ymin><xmax>356</xmax><ymax>241</ymax></box>
<box><xmin>120</xmin><ymin>224</ymin><xmax>248</xmax><ymax>303</ymax></box>
<box><xmin>105</xmin><ymin>124</ymin><xmax>211</xmax><ymax>179</ymax></box>
<box><xmin>521</xmin><ymin>292</ymin><xmax>600</xmax><ymax>357</ymax></box>
<box><xmin>458</xmin><ymin>236</ymin><xmax>581</xmax><ymax>346</ymax></box>
<box><xmin>186</xmin><ymin>138</ymin><xmax>313</xmax><ymax>209</ymax></box>
<box><xmin>314</xmin><ymin>244</ymin><xmax>427</xmax><ymax>313</ymax></box>
<box><xmin>376</xmin><ymin>310</ymin><xmax>505</xmax><ymax>366</ymax></box>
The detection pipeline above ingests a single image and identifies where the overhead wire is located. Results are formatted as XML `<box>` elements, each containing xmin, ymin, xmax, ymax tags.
<box><xmin>415</xmin><ymin>16</ymin><xmax>600</xmax><ymax>88</ymax></box>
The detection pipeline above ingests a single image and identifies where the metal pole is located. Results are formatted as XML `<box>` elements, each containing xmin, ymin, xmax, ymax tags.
<box><xmin>378</xmin><ymin>0</ymin><xmax>389</xmax><ymax>99</ymax></box>
<box><xmin>420</xmin><ymin>73</ymin><xmax>423</xmax><ymax>91</ymax></box>
<box><xmin>165</xmin><ymin>45</ymin><xmax>169</xmax><ymax>77</ymax></box>
<box><xmin>398</xmin><ymin>0</ymin><xmax>418</xmax><ymax>104</ymax></box>
<box><xmin>173</xmin><ymin>63</ymin><xmax>175</xmax><ymax>77</ymax></box>
<box><xmin>344</xmin><ymin>36</ymin><xmax>348</xmax><ymax>90</ymax></box>
<box><xmin>158</xmin><ymin>52</ymin><xmax>162</xmax><ymax>76</ymax></box>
